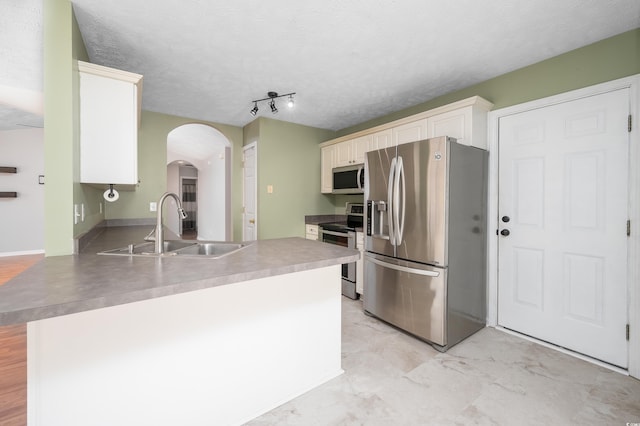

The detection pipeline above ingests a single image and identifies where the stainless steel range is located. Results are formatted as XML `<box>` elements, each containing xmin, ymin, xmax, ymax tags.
<box><xmin>319</xmin><ymin>203</ymin><xmax>363</xmax><ymax>299</ymax></box>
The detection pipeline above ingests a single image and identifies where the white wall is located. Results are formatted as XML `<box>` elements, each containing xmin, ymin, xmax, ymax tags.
<box><xmin>166</xmin><ymin>124</ymin><xmax>231</xmax><ymax>241</ymax></box>
<box><xmin>0</xmin><ymin>128</ymin><xmax>44</xmax><ymax>255</ymax></box>
<box><xmin>165</xmin><ymin>162</ymin><xmax>180</xmax><ymax>236</ymax></box>
<box><xmin>195</xmin><ymin>147</ymin><xmax>227</xmax><ymax>240</ymax></box>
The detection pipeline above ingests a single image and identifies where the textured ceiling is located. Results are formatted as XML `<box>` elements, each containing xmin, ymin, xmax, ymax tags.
<box><xmin>2</xmin><ymin>1</ymin><xmax>640</xmax><ymax>132</ymax></box>
<box><xmin>0</xmin><ymin>0</ymin><xmax>43</xmax><ymax>130</ymax></box>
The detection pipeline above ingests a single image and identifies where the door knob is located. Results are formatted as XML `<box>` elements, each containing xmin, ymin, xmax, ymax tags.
<box><xmin>500</xmin><ymin>229</ymin><xmax>510</xmax><ymax>236</ymax></box>
<box><xmin>249</xmin><ymin>219</ymin><xmax>255</xmax><ymax>224</ymax></box>
<box><xmin>501</xmin><ymin>216</ymin><xmax>510</xmax><ymax>223</ymax></box>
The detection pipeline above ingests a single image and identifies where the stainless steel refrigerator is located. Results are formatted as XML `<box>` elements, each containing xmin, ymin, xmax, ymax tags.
<box><xmin>364</xmin><ymin>136</ymin><xmax>488</xmax><ymax>351</ymax></box>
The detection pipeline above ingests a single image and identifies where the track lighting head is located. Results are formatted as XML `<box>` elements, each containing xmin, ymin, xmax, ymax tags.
<box><xmin>250</xmin><ymin>91</ymin><xmax>296</xmax><ymax>116</ymax></box>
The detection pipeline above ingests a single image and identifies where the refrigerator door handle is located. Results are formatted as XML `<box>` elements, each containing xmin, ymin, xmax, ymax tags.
<box><xmin>387</xmin><ymin>157</ymin><xmax>397</xmax><ymax>245</ymax></box>
<box><xmin>366</xmin><ymin>255</ymin><xmax>440</xmax><ymax>277</ymax></box>
<box><xmin>395</xmin><ymin>156</ymin><xmax>406</xmax><ymax>245</ymax></box>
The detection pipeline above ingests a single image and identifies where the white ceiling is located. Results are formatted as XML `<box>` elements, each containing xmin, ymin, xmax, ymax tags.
<box><xmin>2</xmin><ymin>1</ymin><xmax>639</xmax><ymax>132</ymax></box>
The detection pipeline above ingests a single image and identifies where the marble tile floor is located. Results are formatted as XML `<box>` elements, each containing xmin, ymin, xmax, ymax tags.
<box><xmin>249</xmin><ymin>298</ymin><xmax>640</xmax><ymax>425</ymax></box>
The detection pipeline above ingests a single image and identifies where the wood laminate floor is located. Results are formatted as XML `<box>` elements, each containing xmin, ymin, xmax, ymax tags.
<box><xmin>0</xmin><ymin>254</ymin><xmax>43</xmax><ymax>426</ymax></box>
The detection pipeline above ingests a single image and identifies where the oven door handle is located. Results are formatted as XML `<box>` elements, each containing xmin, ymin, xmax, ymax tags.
<box><xmin>321</xmin><ymin>229</ymin><xmax>349</xmax><ymax>238</ymax></box>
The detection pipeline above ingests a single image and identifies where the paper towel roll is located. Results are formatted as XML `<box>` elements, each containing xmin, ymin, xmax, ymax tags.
<box><xmin>103</xmin><ymin>188</ymin><xmax>119</xmax><ymax>202</ymax></box>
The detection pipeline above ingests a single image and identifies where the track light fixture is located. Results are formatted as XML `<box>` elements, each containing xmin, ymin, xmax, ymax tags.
<box><xmin>249</xmin><ymin>91</ymin><xmax>296</xmax><ymax>116</ymax></box>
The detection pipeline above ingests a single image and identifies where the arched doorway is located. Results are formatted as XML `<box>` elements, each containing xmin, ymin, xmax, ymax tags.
<box><xmin>166</xmin><ymin>124</ymin><xmax>232</xmax><ymax>241</ymax></box>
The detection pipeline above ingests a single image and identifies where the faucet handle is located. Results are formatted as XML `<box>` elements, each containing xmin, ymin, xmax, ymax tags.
<box><xmin>178</xmin><ymin>208</ymin><xmax>188</xmax><ymax>220</ymax></box>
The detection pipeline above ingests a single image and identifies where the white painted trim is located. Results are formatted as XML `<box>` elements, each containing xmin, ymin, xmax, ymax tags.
<box><xmin>0</xmin><ymin>249</ymin><xmax>45</xmax><ymax>257</ymax></box>
<box><xmin>487</xmin><ymin>74</ymin><xmax>640</xmax><ymax>378</ymax></box>
<box><xmin>77</xmin><ymin>60</ymin><xmax>142</xmax><ymax>84</ymax></box>
<box><xmin>242</xmin><ymin>142</ymin><xmax>258</xmax><ymax>241</ymax></box>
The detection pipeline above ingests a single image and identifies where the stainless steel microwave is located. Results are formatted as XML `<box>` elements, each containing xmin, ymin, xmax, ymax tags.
<box><xmin>332</xmin><ymin>164</ymin><xmax>364</xmax><ymax>194</ymax></box>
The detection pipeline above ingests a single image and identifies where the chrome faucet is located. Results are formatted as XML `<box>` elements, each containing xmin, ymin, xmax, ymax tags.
<box><xmin>154</xmin><ymin>192</ymin><xmax>188</xmax><ymax>254</ymax></box>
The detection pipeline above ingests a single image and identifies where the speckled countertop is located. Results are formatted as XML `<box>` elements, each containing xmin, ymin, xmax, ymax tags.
<box><xmin>0</xmin><ymin>226</ymin><xmax>359</xmax><ymax>326</ymax></box>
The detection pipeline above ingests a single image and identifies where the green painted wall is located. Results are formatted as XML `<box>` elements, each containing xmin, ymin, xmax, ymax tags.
<box><xmin>337</xmin><ymin>28</ymin><xmax>640</xmax><ymax>136</ymax></box>
<box><xmin>104</xmin><ymin>110</ymin><xmax>245</xmax><ymax>241</ymax></box>
<box><xmin>44</xmin><ymin>0</ymin><xmax>94</xmax><ymax>255</ymax></box>
<box><xmin>243</xmin><ymin>118</ymin><xmax>335</xmax><ymax>239</ymax></box>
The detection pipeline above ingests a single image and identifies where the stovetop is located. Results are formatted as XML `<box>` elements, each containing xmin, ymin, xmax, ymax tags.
<box><xmin>319</xmin><ymin>203</ymin><xmax>363</xmax><ymax>233</ymax></box>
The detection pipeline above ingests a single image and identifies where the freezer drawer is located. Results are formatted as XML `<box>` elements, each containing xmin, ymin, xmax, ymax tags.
<box><xmin>363</xmin><ymin>253</ymin><xmax>447</xmax><ymax>346</ymax></box>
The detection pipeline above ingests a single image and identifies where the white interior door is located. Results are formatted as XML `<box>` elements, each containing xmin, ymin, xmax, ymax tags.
<box><xmin>243</xmin><ymin>143</ymin><xmax>257</xmax><ymax>241</ymax></box>
<box><xmin>498</xmin><ymin>88</ymin><xmax>630</xmax><ymax>368</ymax></box>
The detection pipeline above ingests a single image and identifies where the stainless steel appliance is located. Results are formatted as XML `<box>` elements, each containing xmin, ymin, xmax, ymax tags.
<box><xmin>319</xmin><ymin>203</ymin><xmax>364</xmax><ymax>299</ymax></box>
<box><xmin>364</xmin><ymin>136</ymin><xmax>488</xmax><ymax>351</ymax></box>
<box><xmin>332</xmin><ymin>164</ymin><xmax>364</xmax><ymax>194</ymax></box>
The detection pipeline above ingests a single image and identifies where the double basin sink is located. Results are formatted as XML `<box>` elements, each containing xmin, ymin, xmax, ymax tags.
<box><xmin>99</xmin><ymin>240</ymin><xmax>251</xmax><ymax>259</ymax></box>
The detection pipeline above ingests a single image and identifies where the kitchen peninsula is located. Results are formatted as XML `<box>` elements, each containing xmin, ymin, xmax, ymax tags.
<box><xmin>0</xmin><ymin>227</ymin><xmax>359</xmax><ymax>426</ymax></box>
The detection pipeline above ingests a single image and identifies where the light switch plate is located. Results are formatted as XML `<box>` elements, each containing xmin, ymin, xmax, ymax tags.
<box><xmin>74</xmin><ymin>204</ymin><xmax>80</xmax><ymax>224</ymax></box>
<box><xmin>150</xmin><ymin>202</ymin><xmax>157</xmax><ymax>212</ymax></box>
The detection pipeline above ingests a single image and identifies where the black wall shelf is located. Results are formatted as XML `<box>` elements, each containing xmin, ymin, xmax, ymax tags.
<box><xmin>0</xmin><ymin>167</ymin><xmax>17</xmax><ymax>173</ymax></box>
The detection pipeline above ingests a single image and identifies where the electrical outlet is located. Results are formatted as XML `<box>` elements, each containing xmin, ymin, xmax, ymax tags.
<box><xmin>74</xmin><ymin>204</ymin><xmax>80</xmax><ymax>224</ymax></box>
<box><xmin>267</xmin><ymin>185</ymin><xmax>273</xmax><ymax>194</ymax></box>
<box><xmin>150</xmin><ymin>202</ymin><xmax>157</xmax><ymax>212</ymax></box>
<box><xmin>99</xmin><ymin>202</ymin><xmax>103</xmax><ymax>214</ymax></box>
<box><xmin>81</xmin><ymin>204</ymin><xmax>85</xmax><ymax>222</ymax></box>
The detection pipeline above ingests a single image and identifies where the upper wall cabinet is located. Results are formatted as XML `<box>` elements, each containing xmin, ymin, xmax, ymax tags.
<box><xmin>334</xmin><ymin>134</ymin><xmax>370</xmax><ymax>167</ymax></box>
<box><xmin>319</xmin><ymin>97</ymin><xmax>493</xmax><ymax>193</ymax></box>
<box><xmin>78</xmin><ymin>61</ymin><xmax>143</xmax><ymax>186</ymax></box>
<box><xmin>427</xmin><ymin>106</ymin><xmax>475</xmax><ymax>146</ymax></box>
<box><xmin>320</xmin><ymin>145</ymin><xmax>335</xmax><ymax>193</ymax></box>
<box><xmin>392</xmin><ymin>119</ymin><xmax>428</xmax><ymax>146</ymax></box>
<box><xmin>369</xmin><ymin>129</ymin><xmax>393</xmax><ymax>151</ymax></box>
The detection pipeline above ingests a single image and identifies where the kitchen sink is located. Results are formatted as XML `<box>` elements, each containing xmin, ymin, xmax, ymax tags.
<box><xmin>171</xmin><ymin>242</ymin><xmax>248</xmax><ymax>257</ymax></box>
<box><xmin>98</xmin><ymin>240</ymin><xmax>250</xmax><ymax>258</ymax></box>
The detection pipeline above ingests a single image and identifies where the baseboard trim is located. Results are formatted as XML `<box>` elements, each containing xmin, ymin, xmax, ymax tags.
<box><xmin>0</xmin><ymin>249</ymin><xmax>45</xmax><ymax>258</ymax></box>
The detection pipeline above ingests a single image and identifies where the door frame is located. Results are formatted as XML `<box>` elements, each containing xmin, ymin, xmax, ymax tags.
<box><xmin>242</xmin><ymin>142</ymin><xmax>258</xmax><ymax>241</ymax></box>
<box><xmin>487</xmin><ymin>74</ymin><xmax>640</xmax><ymax>377</ymax></box>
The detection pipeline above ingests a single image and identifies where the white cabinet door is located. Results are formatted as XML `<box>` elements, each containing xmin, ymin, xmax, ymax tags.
<box><xmin>352</xmin><ymin>135</ymin><xmax>369</xmax><ymax>164</ymax></box>
<box><xmin>79</xmin><ymin>62</ymin><xmax>142</xmax><ymax>185</ymax></box>
<box><xmin>334</xmin><ymin>135</ymin><xmax>369</xmax><ymax>167</ymax></box>
<box><xmin>392</xmin><ymin>118</ymin><xmax>428</xmax><ymax>146</ymax></box>
<box><xmin>305</xmin><ymin>224</ymin><xmax>319</xmax><ymax>241</ymax></box>
<box><xmin>368</xmin><ymin>129</ymin><xmax>392</xmax><ymax>151</ymax></box>
<box><xmin>334</xmin><ymin>142</ymin><xmax>352</xmax><ymax>167</ymax></box>
<box><xmin>320</xmin><ymin>145</ymin><xmax>335</xmax><ymax>193</ymax></box>
<box><xmin>426</xmin><ymin>106</ymin><xmax>471</xmax><ymax>146</ymax></box>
